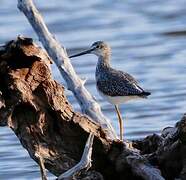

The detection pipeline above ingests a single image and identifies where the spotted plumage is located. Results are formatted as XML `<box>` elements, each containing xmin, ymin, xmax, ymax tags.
<box><xmin>96</xmin><ymin>60</ymin><xmax>150</xmax><ymax>97</ymax></box>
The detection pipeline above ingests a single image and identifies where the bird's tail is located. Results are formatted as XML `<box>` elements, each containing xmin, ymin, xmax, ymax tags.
<box><xmin>141</xmin><ymin>91</ymin><xmax>151</xmax><ymax>98</ymax></box>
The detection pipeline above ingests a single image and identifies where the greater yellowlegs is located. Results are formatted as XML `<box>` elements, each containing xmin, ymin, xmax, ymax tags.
<box><xmin>69</xmin><ymin>41</ymin><xmax>150</xmax><ymax>141</ymax></box>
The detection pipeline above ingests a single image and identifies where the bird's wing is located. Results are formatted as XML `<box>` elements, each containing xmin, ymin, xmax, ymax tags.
<box><xmin>96</xmin><ymin>68</ymin><xmax>145</xmax><ymax>97</ymax></box>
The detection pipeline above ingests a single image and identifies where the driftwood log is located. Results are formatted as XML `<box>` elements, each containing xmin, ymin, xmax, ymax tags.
<box><xmin>0</xmin><ymin>37</ymin><xmax>186</xmax><ymax>180</ymax></box>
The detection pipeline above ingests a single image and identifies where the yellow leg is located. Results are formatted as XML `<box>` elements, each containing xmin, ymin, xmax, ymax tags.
<box><xmin>114</xmin><ymin>105</ymin><xmax>123</xmax><ymax>141</ymax></box>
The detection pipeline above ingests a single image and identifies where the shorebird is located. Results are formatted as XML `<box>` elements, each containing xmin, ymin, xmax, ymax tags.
<box><xmin>69</xmin><ymin>41</ymin><xmax>150</xmax><ymax>141</ymax></box>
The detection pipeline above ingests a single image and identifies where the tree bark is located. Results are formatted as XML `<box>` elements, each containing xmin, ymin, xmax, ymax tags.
<box><xmin>0</xmin><ymin>38</ymin><xmax>112</xmax><ymax>178</ymax></box>
<box><xmin>1</xmin><ymin>37</ymin><xmax>186</xmax><ymax>179</ymax></box>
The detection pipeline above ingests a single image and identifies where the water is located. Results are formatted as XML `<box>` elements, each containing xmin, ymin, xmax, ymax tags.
<box><xmin>0</xmin><ymin>0</ymin><xmax>186</xmax><ymax>179</ymax></box>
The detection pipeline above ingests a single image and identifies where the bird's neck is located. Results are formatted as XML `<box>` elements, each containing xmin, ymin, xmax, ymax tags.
<box><xmin>97</xmin><ymin>54</ymin><xmax>111</xmax><ymax>68</ymax></box>
<box><xmin>96</xmin><ymin>55</ymin><xmax>111</xmax><ymax>79</ymax></box>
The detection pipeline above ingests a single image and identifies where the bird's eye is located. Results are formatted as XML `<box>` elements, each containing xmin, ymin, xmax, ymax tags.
<box><xmin>96</xmin><ymin>45</ymin><xmax>103</xmax><ymax>49</ymax></box>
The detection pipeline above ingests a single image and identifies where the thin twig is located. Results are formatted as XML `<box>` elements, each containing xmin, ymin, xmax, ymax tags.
<box><xmin>57</xmin><ymin>133</ymin><xmax>94</xmax><ymax>180</ymax></box>
<box><xmin>35</xmin><ymin>153</ymin><xmax>47</xmax><ymax>180</ymax></box>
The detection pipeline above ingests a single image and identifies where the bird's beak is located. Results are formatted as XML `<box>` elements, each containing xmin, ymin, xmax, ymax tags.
<box><xmin>69</xmin><ymin>47</ymin><xmax>95</xmax><ymax>58</ymax></box>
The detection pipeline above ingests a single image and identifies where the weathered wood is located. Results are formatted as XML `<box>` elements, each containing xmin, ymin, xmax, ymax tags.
<box><xmin>36</xmin><ymin>152</ymin><xmax>48</xmax><ymax>180</ymax></box>
<box><xmin>133</xmin><ymin>114</ymin><xmax>186</xmax><ymax>179</ymax></box>
<box><xmin>0</xmin><ymin>38</ymin><xmax>111</xmax><ymax>178</ymax></box>
<box><xmin>58</xmin><ymin>133</ymin><xmax>94</xmax><ymax>180</ymax></box>
<box><xmin>17</xmin><ymin>0</ymin><xmax>117</xmax><ymax>141</ymax></box>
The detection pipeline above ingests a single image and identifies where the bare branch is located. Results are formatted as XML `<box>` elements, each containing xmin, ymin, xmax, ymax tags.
<box><xmin>57</xmin><ymin>133</ymin><xmax>94</xmax><ymax>180</ymax></box>
<box><xmin>35</xmin><ymin>152</ymin><xmax>48</xmax><ymax>180</ymax></box>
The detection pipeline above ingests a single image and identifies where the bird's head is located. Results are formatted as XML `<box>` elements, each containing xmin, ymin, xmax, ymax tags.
<box><xmin>69</xmin><ymin>41</ymin><xmax>111</xmax><ymax>58</ymax></box>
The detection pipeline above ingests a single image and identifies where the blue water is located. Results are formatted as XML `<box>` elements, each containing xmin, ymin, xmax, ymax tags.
<box><xmin>0</xmin><ymin>0</ymin><xmax>186</xmax><ymax>179</ymax></box>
